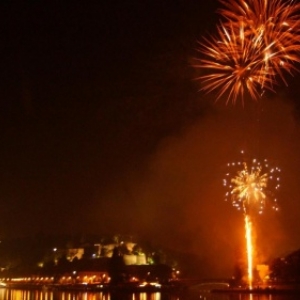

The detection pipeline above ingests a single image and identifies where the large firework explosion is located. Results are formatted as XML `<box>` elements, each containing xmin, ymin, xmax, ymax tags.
<box><xmin>194</xmin><ymin>0</ymin><xmax>300</xmax><ymax>104</ymax></box>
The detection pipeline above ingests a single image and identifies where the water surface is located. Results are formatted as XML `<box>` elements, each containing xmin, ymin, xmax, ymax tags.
<box><xmin>0</xmin><ymin>289</ymin><xmax>299</xmax><ymax>300</ymax></box>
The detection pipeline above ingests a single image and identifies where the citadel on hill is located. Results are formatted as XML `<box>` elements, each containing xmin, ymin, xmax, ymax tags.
<box><xmin>0</xmin><ymin>234</ymin><xmax>179</xmax><ymax>288</ymax></box>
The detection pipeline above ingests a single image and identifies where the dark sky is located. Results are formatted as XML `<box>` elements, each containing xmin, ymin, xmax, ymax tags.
<box><xmin>2</xmin><ymin>0</ymin><xmax>300</xmax><ymax>277</ymax></box>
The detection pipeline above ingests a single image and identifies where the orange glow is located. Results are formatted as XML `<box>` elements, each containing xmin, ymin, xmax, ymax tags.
<box><xmin>245</xmin><ymin>214</ymin><xmax>253</xmax><ymax>289</ymax></box>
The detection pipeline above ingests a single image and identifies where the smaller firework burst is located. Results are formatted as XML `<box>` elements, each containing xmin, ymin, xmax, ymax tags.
<box><xmin>223</xmin><ymin>156</ymin><xmax>281</xmax><ymax>214</ymax></box>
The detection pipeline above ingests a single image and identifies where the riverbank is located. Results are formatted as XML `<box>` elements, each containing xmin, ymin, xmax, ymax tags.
<box><xmin>2</xmin><ymin>281</ymin><xmax>183</xmax><ymax>293</ymax></box>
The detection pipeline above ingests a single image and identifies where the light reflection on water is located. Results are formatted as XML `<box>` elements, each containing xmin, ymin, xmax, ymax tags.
<box><xmin>197</xmin><ymin>292</ymin><xmax>300</xmax><ymax>300</ymax></box>
<box><xmin>0</xmin><ymin>289</ymin><xmax>298</xmax><ymax>300</ymax></box>
<box><xmin>0</xmin><ymin>289</ymin><xmax>174</xmax><ymax>300</ymax></box>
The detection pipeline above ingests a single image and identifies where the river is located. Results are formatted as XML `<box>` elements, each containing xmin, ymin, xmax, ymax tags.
<box><xmin>0</xmin><ymin>289</ymin><xmax>299</xmax><ymax>300</ymax></box>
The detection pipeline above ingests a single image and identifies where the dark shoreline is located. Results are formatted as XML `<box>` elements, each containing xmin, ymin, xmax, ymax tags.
<box><xmin>2</xmin><ymin>282</ymin><xmax>183</xmax><ymax>293</ymax></box>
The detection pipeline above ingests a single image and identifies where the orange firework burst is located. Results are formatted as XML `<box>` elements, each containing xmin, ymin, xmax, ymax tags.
<box><xmin>195</xmin><ymin>0</ymin><xmax>300</xmax><ymax>104</ymax></box>
<box><xmin>195</xmin><ymin>22</ymin><xmax>274</xmax><ymax>104</ymax></box>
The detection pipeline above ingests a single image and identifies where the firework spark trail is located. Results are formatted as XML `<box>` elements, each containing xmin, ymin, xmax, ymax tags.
<box><xmin>245</xmin><ymin>215</ymin><xmax>253</xmax><ymax>289</ymax></box>
<box><xmin>195</xmin><ymin>0</ymin><xmax>300</xmax><ymax>104</ymax></box>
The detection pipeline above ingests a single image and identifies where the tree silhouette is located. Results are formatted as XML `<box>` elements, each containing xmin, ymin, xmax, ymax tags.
<box><xmin>109</xmin><ymin>247</ymin><xmax>126</xmax><ymax>285</ymax></box>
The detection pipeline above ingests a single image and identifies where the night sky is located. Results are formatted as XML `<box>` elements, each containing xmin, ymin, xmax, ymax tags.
<box><xmin>2</xmin><ymin>0</ymin><xmax>300</xmax><ymax>277</ymax></box>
